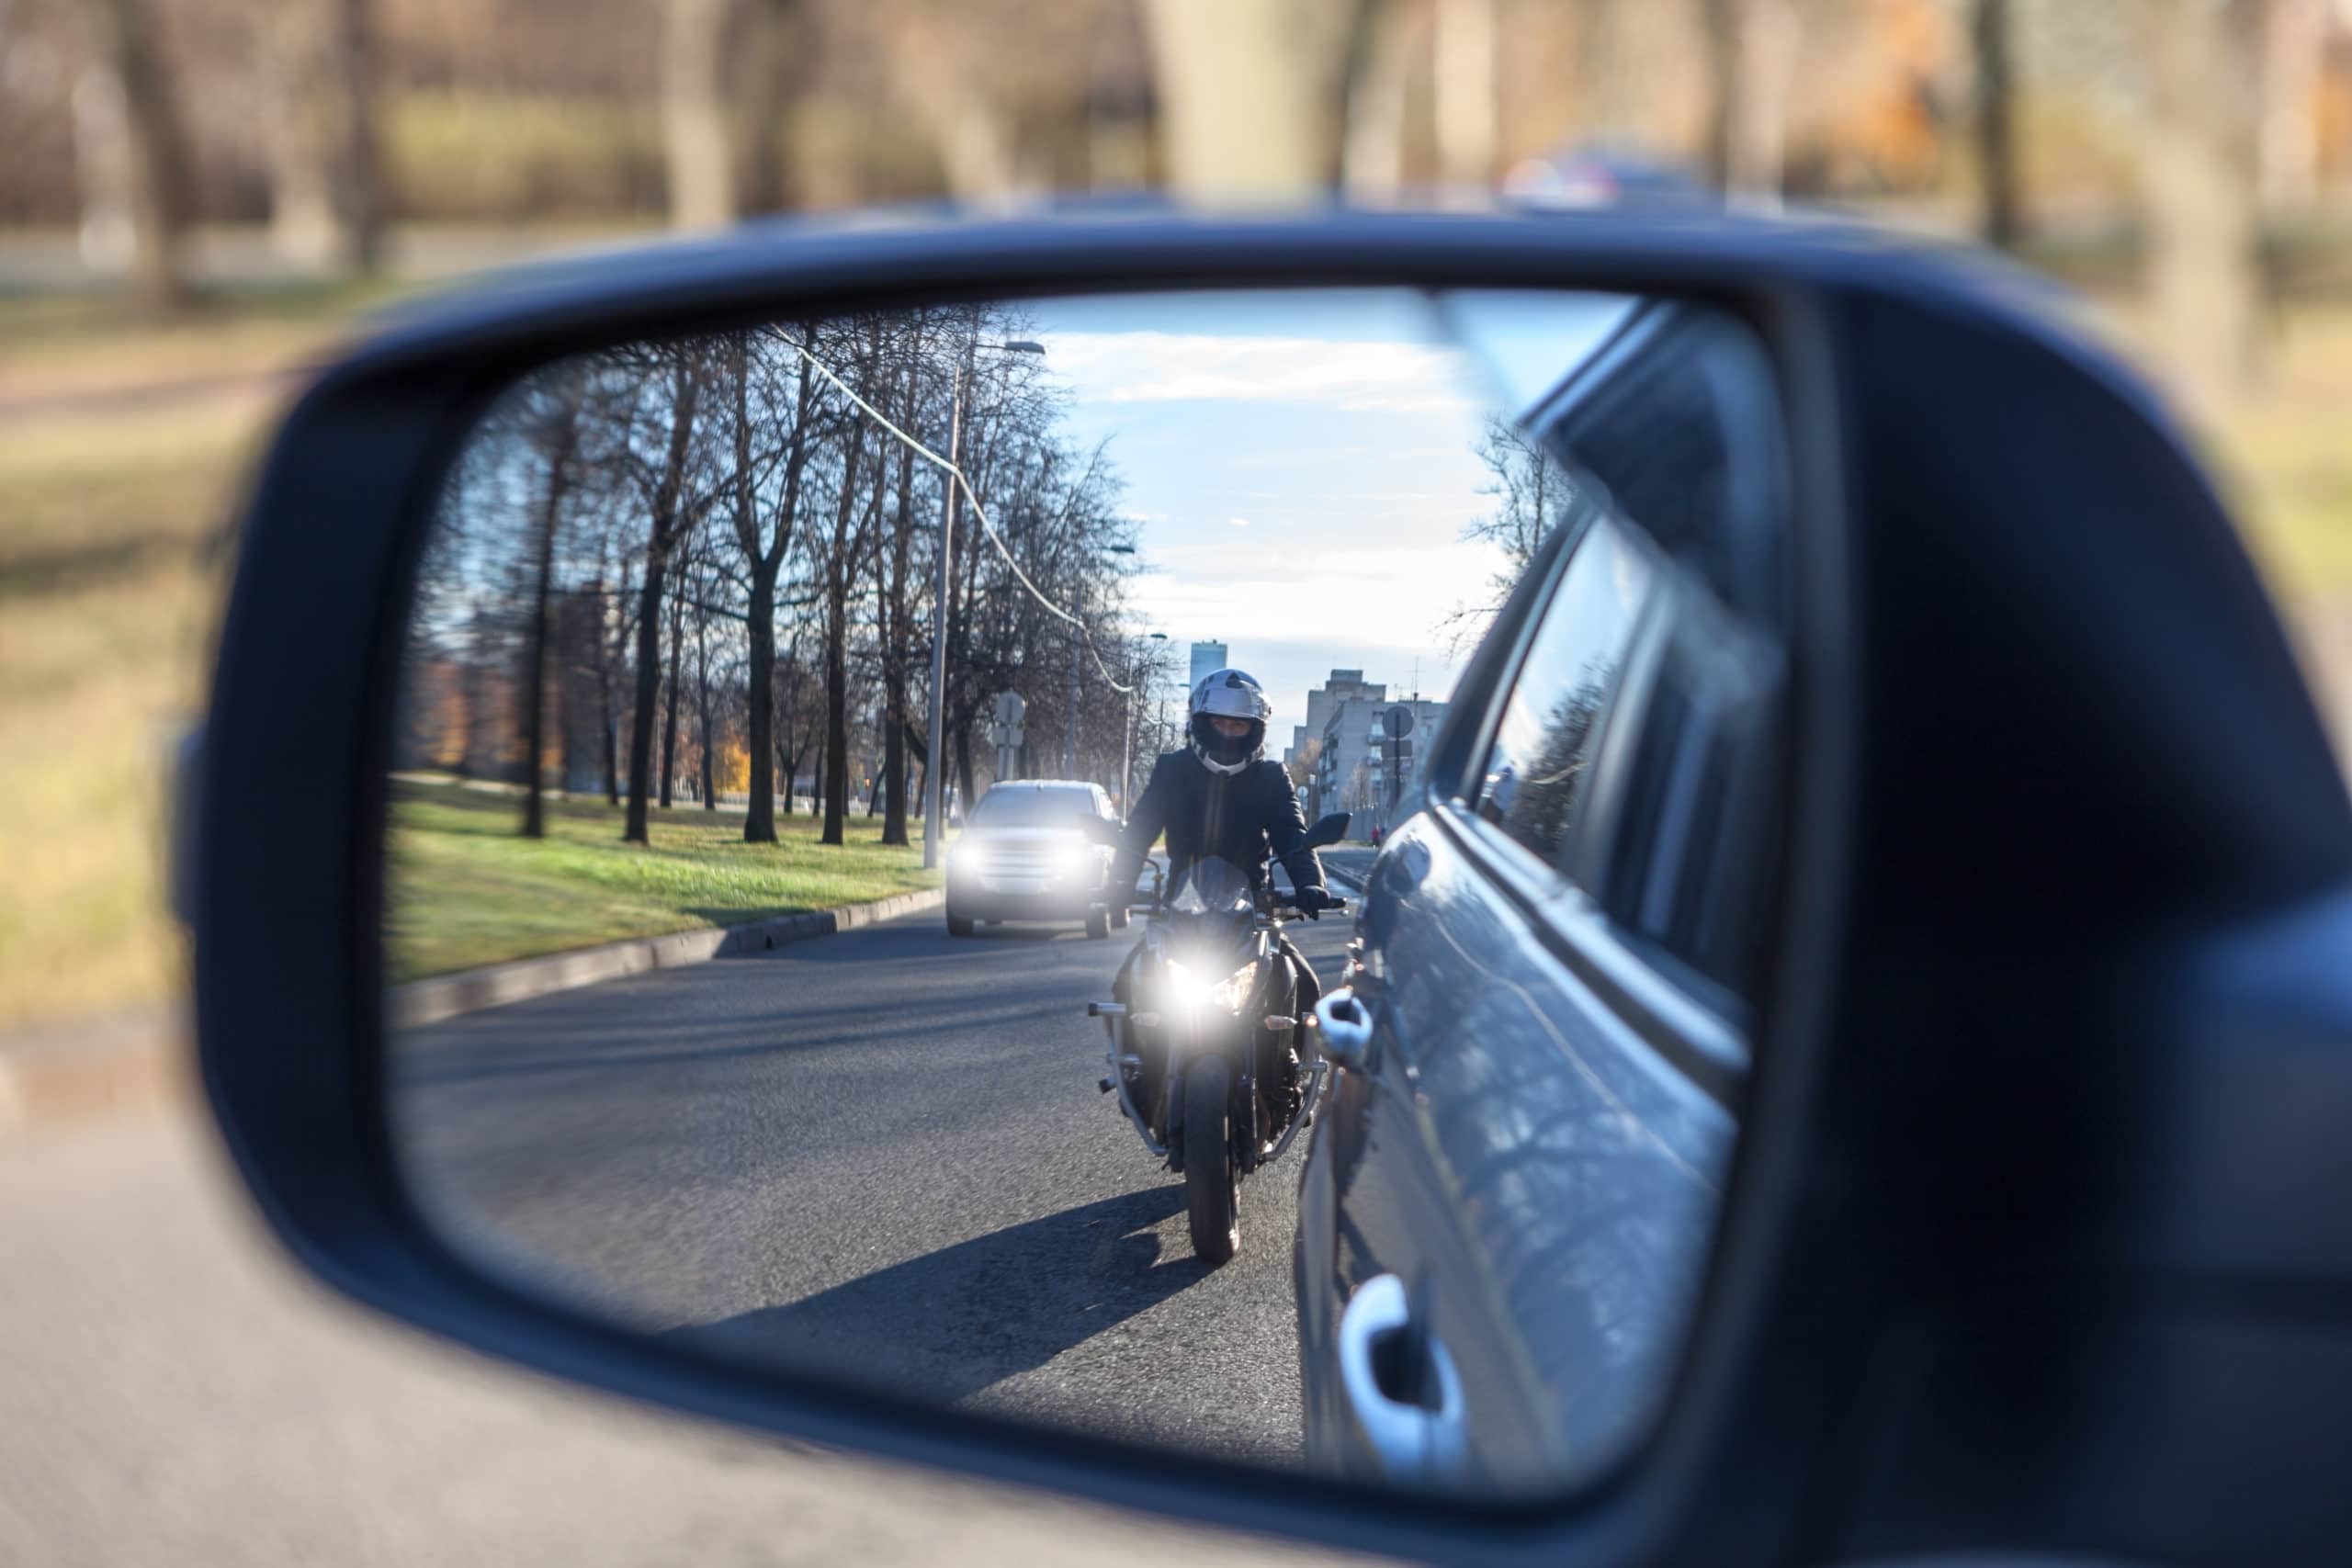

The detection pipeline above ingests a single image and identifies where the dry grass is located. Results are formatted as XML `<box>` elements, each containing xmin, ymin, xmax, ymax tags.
<box><xmin>0</xmin><ymin>397</ymin><xmax>269</xmax><ymax>1030</ymax></box>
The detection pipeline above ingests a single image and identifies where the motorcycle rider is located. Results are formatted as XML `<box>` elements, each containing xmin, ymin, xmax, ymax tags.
<box><xmin>1108</xmin><ymin>668</ymin><xmax>1338</xmax><ymax>1126</ymax></box>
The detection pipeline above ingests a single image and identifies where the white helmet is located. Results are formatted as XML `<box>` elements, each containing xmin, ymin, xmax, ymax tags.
<box><xmin>1188</xmin><ymin>668</ymin><xmax>1272</xmax><ymax>776</ymax></box>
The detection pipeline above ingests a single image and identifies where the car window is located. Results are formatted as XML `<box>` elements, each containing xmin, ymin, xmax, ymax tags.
<box><xmin>1604</xmin><ymin>583</ymin><xmax>1781</xmax><ymax>997</ymax></box>
<box><xmin>969</xmin><ymin>788</ymin><xmax>1092</xmax><ymax>826</ymax></box>
<box><xmin>1472</xmin><ymin>516</ymin><xmax>1656</xmax><ymax>868</ymax></box>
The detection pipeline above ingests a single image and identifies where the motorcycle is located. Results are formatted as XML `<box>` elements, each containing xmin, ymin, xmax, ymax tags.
<box><xmin>1085</xmin><ymin>813</ymin><xmax>1351</xmax><ymax>1265</ymax></box>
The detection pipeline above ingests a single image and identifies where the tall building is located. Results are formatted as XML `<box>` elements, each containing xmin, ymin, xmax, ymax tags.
<box><xmin>1188</xmin><ymin>640</ymin><xmax>1228</xmax><ymax>690</ymax></box>
<box><xmin>1284</xmin><ymin>669</ymin><xmax>1387</xmax><ymax>797</ymax></box>
<box><xmin>1315</xmin><ymin>696</ymin><xmax>1448</xmax><ymax>830</ymax></box>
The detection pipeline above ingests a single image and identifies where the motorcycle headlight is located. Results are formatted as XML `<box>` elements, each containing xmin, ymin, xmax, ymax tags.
<box><xmin>1161</xmin><ymin>957</ymin><xmax>1261</xmax><ymax>1013</ymax></box>
<box><xmin>1209</xmin><ymin>959</ymin><xmax>1262</xmax><ymax>1012</ymax></box>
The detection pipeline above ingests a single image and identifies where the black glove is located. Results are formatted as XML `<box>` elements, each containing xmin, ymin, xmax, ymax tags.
<box><xmin>1291</xmin><ymin>886</ymin><xmax>1338</xmax><ymax>920</ymax></box>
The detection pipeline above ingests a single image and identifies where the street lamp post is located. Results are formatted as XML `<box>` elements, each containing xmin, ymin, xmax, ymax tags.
<box><xmin>1122</xmin><ymin>630</ymin><xmax>1168</xmax><ymax>815</ymax></box>
<box><xmin>922</xmin><ymin>337</ymin><xmax>1044</xmax><ymax>873</ymax></box>
<box><xmin>1067</xmin><ymin>545</ymin><xmax>1141</xmax><ymax>783</ymax></box>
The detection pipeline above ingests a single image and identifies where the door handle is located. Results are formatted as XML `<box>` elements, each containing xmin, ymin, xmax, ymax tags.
<box><xmin>1336</xmin><ymin>1273</ymin><xmax>1466</xmax><ymax>1485</ymax></box>
<box><xmin>1313</xmin><ymin>985</ymin><xmax>1376</xmax><ymax>1071</ymax></box>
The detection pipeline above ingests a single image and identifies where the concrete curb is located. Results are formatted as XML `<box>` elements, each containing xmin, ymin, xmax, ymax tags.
<box><xmin>389</xmin><ymin>886</ymin><xmax>945</xmax><ymax>1030</ymax></box>
<box><xmin>2</xmin><ymin>886</ymin><xmax>946</xmax><ymax>1132</ymax></box>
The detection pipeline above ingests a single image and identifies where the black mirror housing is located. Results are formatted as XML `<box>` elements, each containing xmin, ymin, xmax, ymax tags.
<box><xmin>1303</xmin><ymin>812</ymin><xmax>1351</xmax><ymax>852</ymax></box>
<box><xmin>187</xmin><ymin>209</ymin><xmax>2352</xmax><ymax>1568</ymax></box>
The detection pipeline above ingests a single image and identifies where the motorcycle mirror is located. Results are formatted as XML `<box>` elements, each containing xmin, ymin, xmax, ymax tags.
<box><xmin>1302</xmin><ymin>813</ymin><xmax>1351</xmax><ymax>851</ymax></box>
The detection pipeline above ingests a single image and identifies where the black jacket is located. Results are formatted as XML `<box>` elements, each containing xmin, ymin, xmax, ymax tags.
<box><xmin>1114</xmin><ymin>749</ymin><xmax>1327</xmax><ymax>901</ymax></box>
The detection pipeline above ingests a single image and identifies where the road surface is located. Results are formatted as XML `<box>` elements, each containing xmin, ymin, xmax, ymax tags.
<box><xmin>0</xmin><ymin>1100</ymin><xmax>1381</xmax><ymax>1567</ymax></box>
<box><xmin>392</xmin><ymin>907</ymin><xmax>1354</xmax><ymax>1469</ymax></box>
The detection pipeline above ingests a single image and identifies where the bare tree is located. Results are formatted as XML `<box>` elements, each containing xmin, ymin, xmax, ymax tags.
<box><xmin>623</xmin><ymin>351</ymin><xmax>706</xmax><ymax>842</ymax></box>
<box><xmin>1340</xmin><ymin>0</ymin><xmax>1415</xmax><ymax>203</ymax></box>
<box><xmin>74</xmin><ymin>0</ymin><xmax>194</xmax><ymax>308</ymax></box>
<box><xmin>1140</xmin><ymin>0</ymin><xmax>1350</xmax><ymax>198</ymax></box>
<box><xmin>662</xmin><ymin>0</ymin><xmax>739</xmax><ymax>228</ymax></box>
<box><xmin>887</xmin><ymin>1</ymin><xmax>1019</xmax><ymax>202</ymax></box>
<box><xmin>729</xmin><ymin>328</ymin><xmax>820</xmax><ymax>842</ymax></box>
<box><xmin>262</xmin><ymin>0</ymin><xmax>382</xmax><ymax>271</ymax></box>
<box><xmin>2260</xmin><ymin>0</ymin><xmax>2326</xmax><ymax>211</ymax></box>
<box><xmin>514</xmin><ymin>370</ymin><xmax>588</xmax><ymax>837</ymax></box>
<box><xmin>1973</xmin><ymin>0</ymin><xmax>2022</xmax><ymax>249</ymax></box>
<box><xmin>773</xmin><ymin>632</ymin><xmax>820</xmax><ymax>816</ymax></box>
<box><xmin>2140</xmin><ymin>0</ymin><xmax>2269</xmax><ymax>405</ymax></box>
<box><xmin>1702</xmin><ymin>0</ymin><xmax>1805</xmax><ymax>209</ymax></box>
<box><xmin>812</xmin><ymin>321</ymin><xmax>883</xmax><ymax>845</ymax></box>
<box><xmin>1432</xmin><ymin>0</ymin><xmax>1498</xmax><ymax>195</ymax></box>
<box><xmin>694</xmin><ymin>591</ymin><xmax>718</xmax><ymax>809</ymax></box>
<box><xmin>1442</xmin><ymin>415</ymin><xmax>1580</xmax><ymax>649</ymax></box>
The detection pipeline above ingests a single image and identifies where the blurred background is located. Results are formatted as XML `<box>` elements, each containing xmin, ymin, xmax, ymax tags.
<box><xmin>2</xmin><ymin>2</ymin><xmax>2348</xmax><ymax>1562</ymax></box>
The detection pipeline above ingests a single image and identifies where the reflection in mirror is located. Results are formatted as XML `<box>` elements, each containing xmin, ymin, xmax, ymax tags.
<box><xmin>386</xmin><ymin>287</ymin><xmax>1792</xmax><ymax>1496</ymax></box>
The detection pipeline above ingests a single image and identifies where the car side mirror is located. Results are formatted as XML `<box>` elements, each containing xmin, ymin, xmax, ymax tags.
<box><xmin>184</xmin><ymin>210</ymin><xmax>2352</xmax><ymax>1566</ymax></box>
<box><xmin>1302</xmin><ymin>812</ymin><xmax>1351</xmax><ymax>851</ymax></box>
<box><xmin>1080</xmin><ymin>815</ymin><xmax>1125</xmax><ymax>847</ymax></box>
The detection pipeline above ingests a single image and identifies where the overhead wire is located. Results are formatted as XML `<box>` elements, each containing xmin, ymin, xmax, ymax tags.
<box><xmin>789</xmin><ymin>340</ymin><xmax>1140</xmax><ymax>695</ymax></box>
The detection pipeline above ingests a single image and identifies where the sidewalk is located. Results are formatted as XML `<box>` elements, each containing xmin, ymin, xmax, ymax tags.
<box><xmin>0</xmin><ymin>1100</ymin><xmax>1374</xmax><ymax>1568</ymax></box>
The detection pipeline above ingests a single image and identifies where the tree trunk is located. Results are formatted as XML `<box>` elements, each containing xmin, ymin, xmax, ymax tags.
<box><xmin>660</xmin><ymin>586</ymin><xmax>684</xmax><ymax>809</ymax></box>
<box><xmin>955</xmin><ymin>720</ymin><xmax>976</xmax><ymax>820</ymax></box>
<box><xmin>2142</xmin><ymin>0</ymin><xmax>2268</xmax><ymax>408</ymax></box>
<box><xmin>662</xmin><ymin>0</ymin><xmax>738</xmax><ymax>229</ymax></box>
<box><xmin>74</xmin><ymin>0</ymin><xmax>195</xmax><ymax>309</ymax></box>
<box><xmin>2260</xmin><ymin>0</ymin><xmax>2324</xmax><ymax>212</ymax></box>
<box><xmin>264</xmin><ymin>0</ymin><xmax>383</xmax><ymax>272</ymax></box>
<box><xmin>879</xmin><ymin>724</ymin><xmax>903</xmax><ymax>846</ymax></box>
<box><xmin>1140</xmin><ymin>0</ymin><xmax>1340</xmax><ymax>200</ymax></box>
<box><xmin>737</xmin><ymin>344</ymin><xmax>812</xmax><ymax>844</ymax></box>
<box><xmin>819</xmin><ymin>363</ymin><xmax>874</xmax><ymax>846</ymax></box>
<box><xmin>1341</xmin><ymin>0</ymin><xmax>1413</xmax><ymax>204</ymax></box>
<box><xmin>625</xmin><ymin>562</ymin><xmax>668</xmax><ymax>838</ymax></box>
<box><xmin>1432</xmin><ymin>0</ymin><xmax>1497</xmax><ymax>196</ymax></box>
<box><xmin>822</xmin><ymin>602</ymin><xmax>848</xmax><ymax>844</ymax></box>
<box><xmin>893</xmin><ymin>12</ymin><xmax>1019</xmax><ymax>205</ymax></box>
<box><xmin>1973</xmin><ymin>0</ymin><xmax>2022</xmax><ymax>249</ymax></box>
<box><xmin>623</xmin><ymin>367</ymin><xmax>701</xmax><ymax>843</ymax></box>
<box><xmin>879</xmin><ymin>414</ymin><xmax>919</xmax><ymax>847</ymax></box>
<box><xmin>744</xmin><ymin>565</ymin><xmax>778</xmax><ymax>835</ymax></box>
<box><xmin>597</xmin><ymin>691</ymin><xmax>616</xmax><ymax>808</ymax></box>
<box><xmin>517</xmin><ymin>446</ymin><xmax>571</xmax><ymax>838</ymax></box>
<box><xmin>1702</xmin><ymin>0</ymin><xmax>1801</xmax><ymax>209</ymax></box>
<box><xmin>696</xmin><ymin>614</ymin><xmax>717</xmax><ymax>811</ymax></box>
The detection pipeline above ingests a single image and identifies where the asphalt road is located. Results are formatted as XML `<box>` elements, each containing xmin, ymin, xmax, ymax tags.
<box><xmin>391</xmin><ymin>907</ymin><xmax>1356</xmax><ymax>1470</ymax></box>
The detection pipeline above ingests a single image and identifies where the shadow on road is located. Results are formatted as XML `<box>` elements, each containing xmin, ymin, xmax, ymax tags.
<box><xmin>658</xmin><ymin>1184</ymin><xmax>1214</xmax><ymax>1406</ymax></box>
<box><xmin>397</xmin><ymin>995</ymin><xmax>1078</xmax><ymax>1089</ymax></box>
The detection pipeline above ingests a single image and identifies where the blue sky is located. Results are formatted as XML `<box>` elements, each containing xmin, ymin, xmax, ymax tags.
<box><xmin>1020</xmin><ymin>288</ymin><xmax>1632</xmax><ymax>743</ymax></box>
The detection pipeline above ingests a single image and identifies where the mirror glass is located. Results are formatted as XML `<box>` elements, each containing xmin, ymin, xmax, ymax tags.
<box><xmin>385</xmin><ymin>286</ymin><xmax>1792</xmax><ymax>1497</ymax></box>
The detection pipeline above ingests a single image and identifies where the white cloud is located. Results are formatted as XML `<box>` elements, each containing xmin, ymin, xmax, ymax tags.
<box><xmin>1226</xmin><ymin>516</ymin><xmax>1252</xmax><ymax>528</ymax></box>
<box><xmin>1045</xmin><ymin>332</ymin><xmax>1478</xmax><ymax>414</ymax></box>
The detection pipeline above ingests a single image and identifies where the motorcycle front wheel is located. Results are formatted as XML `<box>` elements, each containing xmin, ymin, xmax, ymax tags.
<box><xmin>1182</xmin><ymin>1058</ymin><xmax>1239</xmax><ymax>1265</ymax></box>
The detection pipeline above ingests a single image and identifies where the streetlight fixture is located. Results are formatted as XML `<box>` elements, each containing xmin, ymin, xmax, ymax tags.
<box><xmin>923</xmin><ymin>338</ymin><xmax>1046</xmax><ymax>873</ymax></box>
